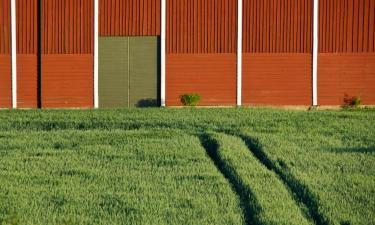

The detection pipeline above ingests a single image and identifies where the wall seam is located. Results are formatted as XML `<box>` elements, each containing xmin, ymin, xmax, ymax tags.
<box><xmin>237</xmin><ymin>0</ymin><xmax>243</xmax><ymax>106</ymax></box>
<box><xmin>312</xmin><ymin>0</ymin><xmax>319</xmax><ymax>106</ymax></box>
<box><xmin>94</xmin><ymin>0</ymin><xmax>99</xmax><ymax>108</ymax></box>
<box><xmin>161</xmin><ymin>0</ymin><xmax>166</xmax><ymax>106</ymax></box>
<box><xmin>11</xmin><ymin>0</ymin><xmax>17</xmax><ymax>108</ymax></box>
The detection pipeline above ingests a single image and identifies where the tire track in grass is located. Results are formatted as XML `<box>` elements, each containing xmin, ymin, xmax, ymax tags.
<box><xmin>199</xmin><ymin>133</ymin><xmax>259</xmax><ymax>225</ymax></box>
<box><xmin>239</xmin><ymin>134</ymin><xmax>331</xmax><ymax>225</ymax></box>
<box><xmin>202</xmin><ymin>132</ymin><xmax>312</xmax><ymax>225</ymax></box>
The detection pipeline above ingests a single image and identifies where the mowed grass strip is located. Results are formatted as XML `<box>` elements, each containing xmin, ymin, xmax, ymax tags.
<box><xmin>203</xmin><ymin>132</ymin><xmax>312</xmax><ymax>225</ymax></box>
<box><xmin>0</xmin><ymin>129</ymin><xmax>244</xmax><ymax>225</ymax></box>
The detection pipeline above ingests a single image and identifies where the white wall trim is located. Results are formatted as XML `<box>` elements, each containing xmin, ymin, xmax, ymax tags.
<box><xmin>160</xmin><ymin>0</ymin><xmax>166</xmax><ymax>107</ymax></box>
<box><xmin>93</xmin><ymin>0</ymin><xmax>99</xmax><ymax>108</ymax></box>
<box><xmin>237</xmin><ymin>0</ymin><xmax>243</xmax><ymax>106</ymax></box>
<box><xmin>312</xmin><ymin>0</ymin><xmax>319</xmax><ymax>106</ymax></box>
<box><xmin>11</xmin><ymin>0</ymin><xmax>17</xmax><ymax>108</ymax></box>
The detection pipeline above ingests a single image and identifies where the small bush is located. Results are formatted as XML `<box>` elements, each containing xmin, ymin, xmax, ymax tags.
<box><xmin>180</xmin><ymin>93</ymin><xmax>201</xmax><ymax>106</ymax></box>
<box><xmin>343</xmin><ymin>94</ymin><xmax>362</xmax><ymax>109</ymax></box>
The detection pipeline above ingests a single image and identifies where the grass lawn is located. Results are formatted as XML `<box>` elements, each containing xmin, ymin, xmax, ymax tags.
<box><xmin>0</xmin><ymin>108</ymin><xmax>374</xmax><ymax>225</ymax></box>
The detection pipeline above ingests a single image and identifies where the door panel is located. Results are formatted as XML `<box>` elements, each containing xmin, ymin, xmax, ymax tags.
<box><xmin>129</xmin><ymin>37</ymin><xmax>158</xmax><ymax>107</ymax></box>
<box><xmin>99</xmin><ymin>37</ymin><xmax>129</xmax><ymax>108</ymax></box>
<box><xmin>99</xmin><ymin>36</ymin><xmax>158</xmax><ymax>108</ymax></box>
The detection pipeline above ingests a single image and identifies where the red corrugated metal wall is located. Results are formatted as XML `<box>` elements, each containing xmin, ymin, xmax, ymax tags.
<box><xmin>99</xmin><ymin>0</ymin><xmax>160</xmax><ymax>36</ymax></box>
<box><xmin>318</xmin><ymin>0</ymin><xmax>375</xmax><ymax>105</ymax></box>
<box><xmin>2</xmin><ymin>0</ymin><xmax>375</xmax><ymax>108</ymax></box>
<box><xmin>0</xmin><ymin>0</ymin><xmax>10</xmax><ymax>54</ymax></box>
<box><xmin>16</xmin><ymin>0</ymin><xmax>38</xmax><ymax>108</ymax></box>
<box><xmin>167</xmin><ymin>54</ymin><xmax>236</xmax><ymax>105</ymax></box>
<box><xmin>166</xmin><ymin>0</ymin><xmax>237</xmax><ymax>106</ymax></box>
<box><xmin>0</xmin><ymin>0</ymin><xmax>11</xmax><ymax>108</ymax></box>
<box><xmin>41</xmin><ymin>0</ymin><xmax>93</xmax><ymax>108</ymax></box>
<box><xmin>242</xmin><ymin>0</ymin><xmax>313</xmax><ymax>105</ymax></box>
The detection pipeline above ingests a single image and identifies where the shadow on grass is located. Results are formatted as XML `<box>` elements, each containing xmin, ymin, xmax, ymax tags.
<box><xmin>325</xmin><ymin>146</ymin><xmax>375</xmax><ymax>154</ymax></box>
<box><xmin>199</xmin><ymin>133</ymin><xmax>261</xmax><ymax>225</ymax></box>
<box><xmin>239</xmin><ymin>135</ymin><xmax>331</xmax><ymax>225</ymax></box>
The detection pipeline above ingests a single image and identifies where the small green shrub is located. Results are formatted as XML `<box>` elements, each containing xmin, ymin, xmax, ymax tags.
<box><xmin>343</xmin><ymin>94</ymin><xmax>362</xmax><ymax>109</ymax></box>
<box><xmin>180</xmin><ymin>93</ymin><xmax>201</xmax><ymax>106</ymax></box>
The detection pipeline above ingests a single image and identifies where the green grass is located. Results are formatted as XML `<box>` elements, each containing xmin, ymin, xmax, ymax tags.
<box><xmin>0</xmin><ymin>108</ymin><xmax>374</xmax><ymax>225</ymax></box>
<box><xmin>240</xmin><ymin>116</ymin><xmax>375</xmax><ymax>225</ymax></box>
<box><xmin>0</xmin><ymin>129</ymin><xmax>243</xmax><ymax>225</ymax></box>
<box><xmin>202</xmin><ymin>132</ymin><xmax>311</xmax><ymax>225</ymax></box>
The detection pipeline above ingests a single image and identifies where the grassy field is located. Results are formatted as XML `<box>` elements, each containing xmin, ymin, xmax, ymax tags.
<box><xmin>0</xmin><ymin>108</ymin><xmax>374</xmax><ymax>225</ymax></box>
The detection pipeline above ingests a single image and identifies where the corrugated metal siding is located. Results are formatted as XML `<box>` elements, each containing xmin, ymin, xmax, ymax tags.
<box><xmin>0</xmin><ymin>0</ymin><xmax>10</xmax><ymax>54</ymax></box>
<box><xmin>167</xmin><ymin>0</ymin><xmax>237</xmax><ymax>54</ymax></box>
<box><xmin>318</xmin><ymin>0</ymin><xmax>375</xmax><ymax>105</ymax></box>
<box><xmin>17</xmin><ymin>0</ymin><xmax>38</xmax><ymax>54</ymax></box>
<box><xmin>17</xmin><ymin>55</ymin><xmax>38</xmax><ymax>108</ymax></box>
<box><xmin>319</xmin><ymin>0</ymin><xmax>375</xmax><ymax>53</ymax></box>
<box><xmin>42</xmin><ymin>54</ymin><xmax>93</xmax><ymax>108</ymax></box>
<box><xmin>166</xmin><ymin>54</ymin><xmax>236</xmax><ymax>106</ymax></box>
<box><xmin>42</xmin><ymin>0</ymin><xmax>93</xmax><ymax>54</ymax></box>
<box><xmin>16</xmin><ymin>0</ymin><xmax>38</xmax><ymax>108</ymax></box>
<box><xmin>99</xmin><ymin>0</ymin><xmax>160</xmax><ymax>36</ymax></box>
<box><xmin>243</xmin><ymin>0</ymin><xmax>313</xmax><ymax>53</ymax></box>
<box><xmin>243</xmin><ymin>53</ymin><xmax>312</xmax><ymax>105</ymax></box>
<box><xmin>242</xmin><ymin>0</ymin><xmax>313</xmax><ymax>105</ymax></box>
<box><xmin>0</xmin><ymin>55</ymin><xmax>11</xmax><ymax>108</ymax></box>
<box><xmin>166</xmin><ymin>0</ymin><xmax>237</xmax><ymax>106</ymax></box>
<box><xmin>0</xmin><ymin>0</ymin><xmax>11</xmax><ymax>108</ymax></box>
<box><xmin>42</xmin><ymin>0</ymin><xmax>93</xmax><ymax>108</ymax></box>
<box><xmin>318</xmin><ymin>54</ymin><xmax>375</xmax><ymax>105</ymax></box>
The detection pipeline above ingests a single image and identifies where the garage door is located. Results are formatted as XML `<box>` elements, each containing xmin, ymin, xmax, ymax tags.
<box><xmin>99</xmin><ymin>37</ymin><xmax>158</xmax><ymax>108</ymax></box>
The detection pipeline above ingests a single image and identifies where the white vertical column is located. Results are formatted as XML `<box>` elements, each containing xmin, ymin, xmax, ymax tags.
<box><xmin>11</xmin><ymin>0</ymin><xmax>17</xmax><ymax>108</ymax></box>
<box><xmin>94</xmin><ymin>0</ymin><xmax>99</xmax><ymax>108</ymax></box>
<box><xmin>160</xmin><ymin>0</ymin><xmax>166</xmax><ymax>107</ymax></box>
<box><xmin>237</xmin><ymin>0</ymin><xmax>243</xmax><ymax>107</ymax></box>
<box><xmin>312</xmin><ymin>0</ymin><xmax>319</xmax><ymax>106</ymax></box>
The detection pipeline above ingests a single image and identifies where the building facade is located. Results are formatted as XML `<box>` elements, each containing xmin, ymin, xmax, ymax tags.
<box><xmin>0</xmin><ymin>0</ymin><xmax>374</xmax><ymax>108</ymax></box>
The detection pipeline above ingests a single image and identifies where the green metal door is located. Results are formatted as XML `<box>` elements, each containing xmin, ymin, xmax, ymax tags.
<box><xmin>99</xmin><ymin>37</ymin><xmax>158</xmax><ymax>108</ymax></box>
<box><xmin>99</xmin><ymin>37</ymin><xmax>129</xmax><ymax>108</ymax></box>
<box><xmin>129</xmin><ymin>37</ymin><xmax>158</xmax><ymax>107</ymax></box>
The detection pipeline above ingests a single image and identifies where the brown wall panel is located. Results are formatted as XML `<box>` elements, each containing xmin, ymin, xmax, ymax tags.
<box><xmin>167</xmin><ymin>0</ymin><xmax>237</xmax><ymax>54</ymax></box>
<box><xmin>99</xmin><ymin>0</ymin><xmax>160</xmax><ymax>36</ymax></box>
<box><xmin>0</xmin><ymin>0</ymin><xmax>10</xmax><ymax>54</ymax></box>
<box><xmin>0</xmin><ymin>55</ymin><xmax>11</xmax><ymax>108</ymax></box>
<box><xmin>166</xmin><ymin>54</ymin><xmax>236</xmax><ymax>106</ymax></box>
<box><xmin>319</xmin><ymin>0</ymin><xmax>375</xmax><ymax>53</ymax></box>
<box><xmin>42</xmin><ymin>0</ymin><xmax>93</xmax><ymax>108</ymax></box>
<box><xmin>243</xmin><ymin>0</ymin><xmax>313</xmax><ymax>53</ymax></box>
<box><xmin>42</xmin><ymin>0</ymin><xmax>93</xmax><ymax>54</ymax></box>
<box><xmin>42</xmin><ymin>54</ymin><xmax>93</xmax><ymax>108</ymax></box>
<box><xmin>318</xmin><ymin>0</ymin><xmax>375</xmax><ymax>106</ymax></box>
<box><xmin>16</xmin><ymin>0</ymin><xmax>38</xmax><ymax>108</ymax></box>
<box><xmin>17</xmin><ymin>0</ymin><xmax>38</xmax><ymax>54</ymax></box>
<box><xmin>17</xmin><ymin>55</ymin><xmax>38</xmax><ymax>108</ymax></box>
<box><xmin>166</xmin><ymin>0</ymin><xmax>237</xmax><ymax>106</ymax></box>
<box><xmin>318</xmin><ymin>53</ymin><xmax>375</xmax><ymax>105</ymax></box>
<box><xmin>242</xmin><ymin>0</ymin><xmax>313</xmax><ymax>105</ymax></box>
<box><xmin>243</xmin><ymin>53</ymin><xmax>312</xmax><ymax>105</ymax></box>
<box><xmin>0</xmin><ymin>0</ymin><xmax>11</xmax><ymax>108</ymax></box>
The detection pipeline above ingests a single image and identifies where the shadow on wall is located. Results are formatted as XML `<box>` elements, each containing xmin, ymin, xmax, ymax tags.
<box><xmin>136</xmin><ymin>99</ymin><xmax>159</xmax><ymax>108</ymax></box>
